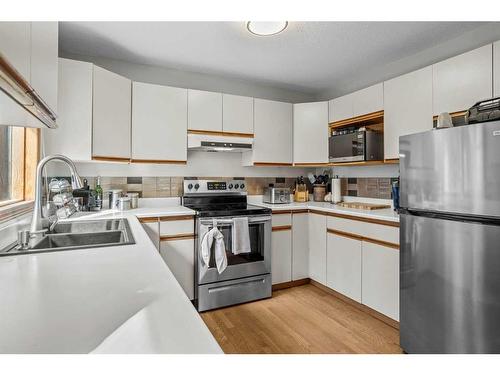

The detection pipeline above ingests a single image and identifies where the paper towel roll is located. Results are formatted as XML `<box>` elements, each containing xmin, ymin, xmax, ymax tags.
<box><xmin>332</xmin><ymin>178</ymin><xmax>341</xmax><ymax>204</ymax></box>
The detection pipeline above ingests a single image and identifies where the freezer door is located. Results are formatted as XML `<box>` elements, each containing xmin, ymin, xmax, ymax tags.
<box><xmin>399</xmin><ymin>120</ymin><xmax>500</xmax><ymax>216</ymax></box>
<box><xmin>400</xmin><ymin>212</ymin><xmax>500</xmax><ymax>353</ymax></box>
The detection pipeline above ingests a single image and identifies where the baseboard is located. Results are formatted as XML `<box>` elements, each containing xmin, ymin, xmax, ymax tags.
<box><xmin>272</xmin><ymin>278</ymin><xmax>310</xmax><ymax>291</ymax></box>
<box><xmin>309</xmin><ymin>280</ymin><xmax>399</xmax><ymax>330</ymax></box>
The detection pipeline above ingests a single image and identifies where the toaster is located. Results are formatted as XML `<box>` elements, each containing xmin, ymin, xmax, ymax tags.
<box><xmin>263</xmin><ymin>187</ymin><xmax>291</xmax><ymax>204</ymax></box>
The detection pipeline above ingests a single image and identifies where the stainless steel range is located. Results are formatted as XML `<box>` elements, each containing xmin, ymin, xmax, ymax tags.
<box><xmin>183</xmin><ymin>179</ymin><xmax>272</xmax><ymax>312</ymax></box>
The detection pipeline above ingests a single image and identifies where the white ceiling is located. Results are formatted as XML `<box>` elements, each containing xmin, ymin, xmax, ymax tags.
<box><xmin>59</xmin><ymin>22</ymin><xmax>500</xmax><ymax>98</ymax></box>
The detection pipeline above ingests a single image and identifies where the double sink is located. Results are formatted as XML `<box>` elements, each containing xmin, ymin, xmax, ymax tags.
<box><xmin>1</xmin><ymin>218</ymin><xmax>135</xmax><ymax>256</ymax></box>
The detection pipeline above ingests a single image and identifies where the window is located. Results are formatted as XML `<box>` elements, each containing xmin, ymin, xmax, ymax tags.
<box><xmin>0</xmin><ymin>125</ymin><xmax>39</xmax><ymax>218</ymax></box>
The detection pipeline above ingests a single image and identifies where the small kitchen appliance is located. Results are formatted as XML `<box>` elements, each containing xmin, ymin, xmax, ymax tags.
<box><xmin>263</xmin><ymin>186</ymin><xmax>291</xmax><ymax>204</ymax></box>
<box><xmin>329</xmin><ymin>128</ymin><xmax>383</xmax><ymax>163</ymax></box>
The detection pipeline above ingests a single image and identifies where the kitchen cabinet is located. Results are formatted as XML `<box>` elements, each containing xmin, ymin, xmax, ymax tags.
<box><xmin>187</xmin><ymin>89</ymin><xmax>222</xmax><ymax>132</ymax></box>
<box><xmin>132</xmin><ymin>82</ymin><xmax>188</xmax><ymax>163</ymax></box>
<box><xmin>293</xmin><ymin>101</ymin><xmax>329</xmax><ymax>164</ymax></box>
<box><xmin>44</xmin><ymin>58</ymin><xmax>93</xmax><ymax>161</ymax></box>
<box><xmin>432</xmin><ymin>44</ymin><xmax>493</xmax><ymax>115</ymax></box>
<box><xmin>271</xmin><ymin>228</ymin><xmax>292</xmax><ymax>285</ymax></box>
<box><xmin>330</xmin><ymin>93</ymin><xmax>353</xmax><ymax>122</ymax></box>
<box><xmin>140</xmin><ymin>219</ymin><xmax>160</xmax><ymax>250</ymax></box>
<box><xmin>328</xmin><ymin>99</ymin><xmax>335</xmax><ymax>123</ymax></box>
<box><xmin>0</xmin><ymin>22</ymin><xmax>31</xmax><ymax>127</ymax></box>
<box><xmin>242</xmin><ymin>98</ymin><xmax>293</xmax><ymax>165</ymax></box>
<box><xmin>308</xmin><ymin>212</ymin><xmax>327</xmax><ymax>284</ymax></box>
<box><xmin>222</xmin><ymin>94</ymin><xmax>254</xmax><ymax>134</ymax></box>
<box><xmin>326</xmin><ymin>231</ymin><xmax>362</xmax><ymax>303</ymax></box>
<box><xmin>352</xmin><ymin>83</ymin><xmax>383</xmax><ymax>117</ymax></box>
<box><xmin>384</xmin><ymin>66</ymin><xmax>433</xmax><ymax>160</ymax></box>
<box><xmin>292</xmin><ymin>212</ymin><xmax>309</xmax><ymax>280</ymax></box>
<box><xmin>92</xmin><ymin>65</ymin><xmax>132</xmax><ymax>160</ymax></box>
<box><xmin>494</xmin><ymin>41</ymin><xmax>500</xmax><ymax>97</ymax></box>
<box><xmin>362</xmin><ymin>241</ymin><xmax>399</xmax><ymax>321</ymax></box>
<box><xmin>160</xmin><ymin>238</ymin><xmax>195</xmax><ymax>300</ymax></box>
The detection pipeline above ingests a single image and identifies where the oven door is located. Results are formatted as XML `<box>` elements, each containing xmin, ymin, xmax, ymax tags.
<box><xmin>329</xmin><ymin>132</ymin><xmax>365</xmax><ymax>162</ymax></box>
<box><xmin>196</xmin><ymin>215</ymin><xmax>271</xmax><ymax>285</ymax></box>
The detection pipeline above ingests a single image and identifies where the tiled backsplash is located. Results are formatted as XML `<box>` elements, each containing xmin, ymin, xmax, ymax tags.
<box><xmin>71</xmin><ymin>176</ymin><xmax>395</xmax><ymax>199</ymax></box>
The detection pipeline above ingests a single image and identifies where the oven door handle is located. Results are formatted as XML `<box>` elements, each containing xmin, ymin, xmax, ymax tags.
<box><xmin>199</xmin><ymin>216</ymin><xmax>271</xmax><ymax>225</ymax></box>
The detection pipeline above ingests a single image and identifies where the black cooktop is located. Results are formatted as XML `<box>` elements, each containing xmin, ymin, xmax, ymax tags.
<box><xmin>184</xmin><ymin>203</ymin><xmax>271</xmax><ymax>218</ymax></box>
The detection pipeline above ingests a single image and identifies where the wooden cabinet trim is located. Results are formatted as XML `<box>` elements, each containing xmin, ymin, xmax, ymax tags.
<box><xmin>316</xmin><ymin>210</ymin><xmax>399</xmax><ymax>227</ymax></box>
<box><xmin>294</xmin><ymin>162</ymin><xmax>330</xmax><ymax>167</ymax></box>
<box><xmin>131</xmin><ymin>159</ymin><xmax>187</xmax><ymax>165</ymax></box>
<box><xmin>383</xmin><ymin>158</ymin><xmax>399</xmax><ymax>164</ymax></box>
<box><xmin>159</xmin><ymin>215</ymin><xmax>194</xmax><ymax>222</ymax></box>
<box><xmin>253</xmin><ymin>162</ymin><xmax>294</xmax><ymax>167</ymax></box>
<box><xmin>327</xmin><ymin>228</ymin><xmax>399</xmax><ymax>250</ymax></box>
<box><xmin>291</xmin><ymin>209</ymin><xmax>309</xmax><ymax>215</ymax></box>
<box><xmin>92</xmin><ymin>156</ymin><xmax>130</xmax><ymax>163</ymax></box>
<box><xmin>188</xmin><ymin>129</ymin><xmax>254</xmax><ymax>138</ymax></box>
<box><xmin>272</xmin><ymin>225</ymin><xmax>292</xmax><ymax>232</ymax></box>
<box><xmin>272</xmin><ymin>210</ymin><xmax>293</xmax><ymax>215</ymax></box>
<box><xmin>160</xmin><ymin>233</ymin><xmax>195</xmax><ymax>242</ymax></box>
<box><xmin>138</xmin><ymin>217</ymin><xmax>159</xmax><ymax>223</ymax></box>
<box><xmin>329</xmin><ymin>110</ymin><xmax>384</xmax><ymax>129</ymax></box>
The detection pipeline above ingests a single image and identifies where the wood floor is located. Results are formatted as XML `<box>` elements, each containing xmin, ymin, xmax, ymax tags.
<box><xmin>201</xmin><ymin>284</ymin><xmax>402</xmax><ymax>354</ymax></box>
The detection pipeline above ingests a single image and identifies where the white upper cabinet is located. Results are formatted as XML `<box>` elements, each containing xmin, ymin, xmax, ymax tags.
<box><xmin>384</xmin><ymin>66</ymin><xmax>433</xmax><ymax>160</ymax></box>
<box><xmin>0</xmin><ymin>22</ymin><xmax>31</xmax><ymax>126</ymax></box>
<box><xmin>293</xmin><ymin>101</ymin><xmax>329</xmax><ymax>164</ymax></box>
<box><xmin>433</xmin><ymin>44</ymin><xmax>493</xmax><ymax>115</ymax></box>
<box><xmin>222</xmin><ymin>94</ymin><xmax>254</xmax><ymax>134</ymax></box>
<box><xmin>328</xmin><ymin>99</ymin><xmax>335</xmax><ymax>123</ymax></box>
<box><xmin>494</xmin><ymin>41</ymin><xmax>500</xmax><ymax>97</ymax></box>
<box><xmin>45</xmin><ymin>58</ymin><xmax>93</xmax><ymax>161</ymax></box>
<box><xmin>132</xmin><ymin>82</ymin><xmax>187</xmax><ymax>162</ymax></box>
<box><xmin>330</xmin><ymin>93</ymin><xmax>353</xmax><ymax>122</ymax></box>
<box><xmin>243</xmin><ymin>98</ymin><xmax>293</xmax><ymax>165</ymax></box>
<box><xmin>351</xmin><ymin>83</ymin><xmax>383</xmax><ymax>117</ymax></box>
<box><xmin>92</xmin><ymin>65</ymin><xmax>132</xmax><ymax>160</ymax></box>
<box><xmin>187</xmin><ymin>89</ymin><xmax>222</xmax><ymax>132</ymax></box>
<box><xmin>30</xmin><ymin>22</ymin><xmax>58</xmax><ymax>113</ymax></box>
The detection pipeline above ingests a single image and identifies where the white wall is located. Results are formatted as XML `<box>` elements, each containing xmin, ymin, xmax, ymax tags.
<box><xmin>59</xmin><ymin>51</ymin><xmax>316</xmax><ymax>103</ymax></box>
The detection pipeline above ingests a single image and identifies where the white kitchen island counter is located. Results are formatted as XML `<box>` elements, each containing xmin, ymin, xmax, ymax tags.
<box><xmin>0</xmin><ymin>211</ymin><xmax>221</xmax><ymax>354</ymax></box>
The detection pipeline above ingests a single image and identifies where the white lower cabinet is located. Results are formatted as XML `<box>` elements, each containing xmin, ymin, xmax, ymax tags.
<box><xmin>362</xmin><ymin>241</ymin><xmax>399</xmax><ymax>321</ymax></box>
<box><xmin>308</xmin><ymin>213</ymin><xmax>327</xmax><ymax>284</ymax></box>
<box><xmin>141</xmin><ymin>221</ymin><xmax>160</xmax><ymax>250</ymax></box>
<box><xmin>292</xmin><ymin>212</ymin><xmax>309</xmax><ymax>280</ymax></box>
<box><xmin>326</xmin><ymin>232</ymin><xmax>362</xmax><ymax>303</ymax></box>
<box><xmin>271</xmin><ymin>229</ymin><xmax>292</xmax><ymax>285</ymax></box>
<box><xmin>159</xmin><ymin>238</ymin><xmax>195</xmax><ymax>300</ymax></box>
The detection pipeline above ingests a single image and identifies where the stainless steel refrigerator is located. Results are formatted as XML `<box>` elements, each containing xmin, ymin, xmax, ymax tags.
<box><xmin>399</xmin><ymin>120</ymin><xmax>500</xmax><ymax>354</ymax></box>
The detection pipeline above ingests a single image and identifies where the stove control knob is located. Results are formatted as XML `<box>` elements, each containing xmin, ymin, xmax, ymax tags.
<box><xmin>234</xmin><ymin>184</ymin><xmax>239</xmax><ymax>189</ymax></box>
<box><xmin>194</xmin><ymin>183</ymin><xmax>200</xmax><ymax>190</ymax></box>
<box><xmin>240</xmin><ymin>183</ymin><xmax>245</xmax><ymax>189</ymax></box>
<box><xmin>187</xmin><ymin>183</ymin><xmax>193</xmax><ymax>190</ymax></box>
<box><xmin>228</xmin><ymin>184</ymin><xmax>233</xmax><ymax>189</ymax></box>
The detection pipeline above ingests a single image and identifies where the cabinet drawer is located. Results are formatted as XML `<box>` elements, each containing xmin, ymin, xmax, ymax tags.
<box><xmin>159</xmin><ymin>216</ymin><xmax>194</xmax><ymax>236</ymax></box>
<box><xmin>272</xmin><ymin>212</ymin><xmax>292</xmax><ymax>227</ymax></box>
<box><xmin>327</xmin><ymin>216</ymin><xmax>399</xmax><ymax>245</ymax></box>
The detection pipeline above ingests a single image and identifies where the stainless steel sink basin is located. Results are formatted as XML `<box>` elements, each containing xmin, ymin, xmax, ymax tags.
<box><xmin>0</xmin><ymin>218</ymin><xmax>135</xmax><ymax>256</ymax></box>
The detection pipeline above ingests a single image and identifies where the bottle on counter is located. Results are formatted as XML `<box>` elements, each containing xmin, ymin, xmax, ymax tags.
<box><xmin>95</xmin><ymin>176</ymin><xmax>103</xmax><ymax>210</ymax></box>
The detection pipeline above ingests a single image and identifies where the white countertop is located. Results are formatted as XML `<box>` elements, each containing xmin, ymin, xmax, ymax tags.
<box><xmin>248</xmin><ymin>197</ymin><xmax>399</xmax><ymax>223</ymax></box>
<box><xmin>0</xmin><ymin>209</ymin><xmax>221</xmax><ymax>354</ymax></box>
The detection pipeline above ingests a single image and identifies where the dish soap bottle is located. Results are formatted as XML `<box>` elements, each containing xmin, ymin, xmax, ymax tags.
<box><xmin>95</xmin><ymin>176</ymin><xmax>103</xmax><ymax>210</ymax></box>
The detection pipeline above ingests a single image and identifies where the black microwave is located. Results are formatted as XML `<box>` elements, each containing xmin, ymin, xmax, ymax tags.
<box><xmin>329</xmin><ymin>129</ymin><xmax>383</xmax><ymax>163</ymax></box>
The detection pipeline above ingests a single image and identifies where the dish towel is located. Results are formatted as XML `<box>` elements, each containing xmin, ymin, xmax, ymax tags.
<box><xmin>200</xmin><ymin>220</ymin><xmax>228</xmax><ymax>274</ymax></box>
<box><xmin>232</xmin><ymin>217</ymin><xmax>251</xmax><ymax>255</ymax></box>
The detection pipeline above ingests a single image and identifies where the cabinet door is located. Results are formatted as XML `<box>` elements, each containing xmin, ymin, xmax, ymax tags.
<box><xmin>328</xmin><ymin>99</ymin><xmax>335</xmax><ymax>123</ymax></box>
<box><xmin>187</xmin><ymin>89</ymin><xmax>222</xmax><ymax>132</ymax></box>
<box><xmin>308</xmin><ymin>213</ymin><xmax>327</xmax><ymax>284</ymax></box>
<box><xmin>327</xmin><ymin>232</ymin><xmax>362</xmax><ymax>302</ymax></box>
<box><xmin>132</xmin><ymin>82</ymin><xmax>187</xmax><ymax>162</ymax></box>
<box><xmin>222</xmin><ymin>94</ymin><xmax>254</xmax><ymax>134</ymax></box>
<box><xmin>352</xmin><ymin>83</ymin><xmax>384</xmax><ymax>117</ymax></box>
<box><xmin>433</xmin><ymin>44</ymin><xmax>493</xmax><ymax>115</ymax></box>
<box><xmin>159</xmin><ymin>238</ymin><xmax>195</xmax><ymax>300</ymax></box>
<box><xmin>494</xmin><ymin>41</ymin><xmax>500</xmax><ymax>97</ymax></box>
<box><xmin>44</xmin><ymin>58</ymin><xmax>93</xmax><ymax>160</ymax></box>
<box><xmin>331</xmin><ymin>94</ymin><xmax>353</xmax><ymax>122</ymax></box>
<box><xmin>362</xmin><ymin>241</ymin><xmax>399</xmax><ymax>321</ymax></box>
<box><xmin>271</xmin><ymin>229</ymin><xmax>292</xmax><ymax>285</ymax></box>
<box><xmin>142</xmin><ymin>221</ymin><xmax>160</xmax><ymax>250</ymax></box>
<box><xmin>30</xmin><ymin>22</ymin><xmax>58</xmax><ymax>113</ymax></box>
<box><xmin>92</xmin><ymin>65</ymin><xmax>132</xmax><ymax>159</ymax></box>
<box><xmin>0</xmin><ymin>22</ymin><xmax>31</xmax><ymax>126</ymax></box>
<box><xmin>292</xmin><ymin>212</ymin><xmax>309</xmax><ymax>280</ymax></box>
<box><xmin>252</xmin><ymin>98</ymin><xmax>293</xmax><ymax>164</ymax></box>
<box><xmin>293</xmin><ymin>102</ymin><xmax>329</xmax><ymax>164</ymax></box>
<box><xmin>384</xmin><ymin>66</ymin><xmax>433</xmax><ymax>160</ymax></box>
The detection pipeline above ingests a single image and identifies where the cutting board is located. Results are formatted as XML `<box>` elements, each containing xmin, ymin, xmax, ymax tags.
<box><xmin>337</xmin><ymin>201</ymin><xmax>391</xmax><ymax>210</ymax></box>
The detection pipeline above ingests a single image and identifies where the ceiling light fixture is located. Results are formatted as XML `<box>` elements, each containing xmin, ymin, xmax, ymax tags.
<box><xmin>246</xmin><ymin>21</ymin><xmax>288</xmax><ymax>36</ymax></box>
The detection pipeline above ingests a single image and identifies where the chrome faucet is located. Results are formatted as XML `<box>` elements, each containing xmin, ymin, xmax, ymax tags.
<box><xmin>30</xmin><ymin>154</ymin><xmax>84</xmax><ymax>234</ymax></box>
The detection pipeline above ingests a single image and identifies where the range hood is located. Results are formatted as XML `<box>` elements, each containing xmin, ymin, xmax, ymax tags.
<box><xmin>188</xmin><ymin>133</ymin><xmax>253</xmax><ymax>152</ymax></box>
<box><xmin>0</xmin><ymin>52</ymin><xmax>57</xmax><ymax>129</ymax></box>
